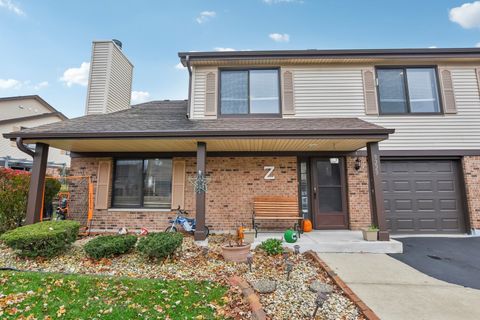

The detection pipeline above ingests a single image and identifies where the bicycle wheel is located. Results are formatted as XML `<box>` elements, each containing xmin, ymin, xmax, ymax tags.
<box><xmin>204</xmin><ymin>226</ymin><xmax>210</xmax><ymax>237</ymax></box>
<box><xmin>165</xmin><ymin>226</ymin><xmax>177</xmax><ymax>232</ymax></box>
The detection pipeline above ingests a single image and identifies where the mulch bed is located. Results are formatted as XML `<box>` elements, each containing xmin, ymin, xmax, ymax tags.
<box><xmin>0</xmin><ymin>233</ymin><xmax>367</xmax><ymax>319</ymax></box>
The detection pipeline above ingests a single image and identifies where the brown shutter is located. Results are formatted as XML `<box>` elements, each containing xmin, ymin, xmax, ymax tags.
<box><xmin>205</xmin><ymin>71</ymin><xmax>217</xmax><ymax>116</ymax></box>
<box><xmin>439</xmin><ymin>69</ymin><xmax>457</xmax><ymax>114</ymax></box>
<box><xmin>362</xmin><ymin>69</ymin><xmax>379</xmax><ymax>115</ymax></box>
<box><xmin>282</xmin><ymin>70</ymin><xmax>295</xmax><ymax>115</ymax></box>
<box><xmin>95</xmin><ymin>160</ymin><xmax>111</xmax><ymax>210</ymax></box>
<box><xmin>171</xmin><ymin>160</ymin><xmax>186</xmax><ymax>209</ymax></box>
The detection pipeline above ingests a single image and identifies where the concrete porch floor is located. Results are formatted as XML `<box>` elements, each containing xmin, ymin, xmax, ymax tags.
<box><xmin>251</xmin><ymin>230</ymin><xmax>403</xmax><ymax>254</ymax></box>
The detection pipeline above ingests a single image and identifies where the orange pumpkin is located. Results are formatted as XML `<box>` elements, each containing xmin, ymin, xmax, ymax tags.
<box><xmin>302</xmin><ymin>219</ymin><xmax>313</xmax><ymax>232</ymax></box>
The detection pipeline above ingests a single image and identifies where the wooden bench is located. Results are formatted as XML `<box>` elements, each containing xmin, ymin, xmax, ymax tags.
<box><xmin>252</xmin><ymin>196</ymin><xmax>303</xmax><ymax>238</ymax></box>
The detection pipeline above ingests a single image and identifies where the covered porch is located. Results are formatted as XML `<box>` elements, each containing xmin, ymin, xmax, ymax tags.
<box><xmin>3</xmin><ymin>102</ymin><xmax>395</xmax><ymax>244</ymax></box>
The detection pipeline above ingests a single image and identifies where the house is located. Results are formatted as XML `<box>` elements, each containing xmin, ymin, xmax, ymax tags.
<box><xmin>0</xmin><ymin>95</ymin><xmax>70</xmax><ymax>175</ymax></box>
<box><xmin>4</xmin><ymin>42</ymin><xmax>480</xmax><ymax>240</ymax></box>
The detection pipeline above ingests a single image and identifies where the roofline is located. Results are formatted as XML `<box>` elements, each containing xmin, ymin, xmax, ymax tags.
<box><xmin>0</xmin><ymin>112</ymin><xmax>66</xmax><ymax>126</ymax></box>
<box><xmin>178</xmin><ymin>47</ymin><xmax>480</xmax><ymax>64</ymax></box>
<box><xmin>0</xmin><ymin>95</ymin><xmax>68</xmax><ymax>120</ymax></box>
<box><xmin>3</xmin><ymin>128</ymin><xmax>394</xmax><ymax>140</ymax></box>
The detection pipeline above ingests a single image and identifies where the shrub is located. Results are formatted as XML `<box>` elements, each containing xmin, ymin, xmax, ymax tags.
<box><xmin>137</xmin><ymin>232</ymin><xmax>183</xmax><ymax>260</ymax></box>
<box><xmin>0</xmin><ymin>168</ymin><xmax>30</xmax><ymax>234</ymax></box>
<box><xmin>0</xmin><ymin>168</ymin><xmax>62</xmax><ymax>233</ymax></box>
<box><xmin>0</xmin><ymin>220</ymin><xmax>80</xmax><ymax>257</ymax></box>
<box><xmin>84</xmin><ymin>235</ymin><xmax>137</xmax><ymax>259</ymax></box>
<box><xmin>259</xmin><ymin>238</ymin><xmax>283</xmax><ymax>255</ymax></box>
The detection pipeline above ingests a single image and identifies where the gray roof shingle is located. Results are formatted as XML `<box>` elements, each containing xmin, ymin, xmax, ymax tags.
<box><xmin>3</xmin><ymin>100</ymin><xmax>393</xmax><ymax>139</ymax></box>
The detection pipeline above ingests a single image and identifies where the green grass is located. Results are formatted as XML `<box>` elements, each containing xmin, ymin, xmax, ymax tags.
<box><xmin>0</xmin><ymin>271</ymin><xmax>227</xmax><ymax>319</ymax></box>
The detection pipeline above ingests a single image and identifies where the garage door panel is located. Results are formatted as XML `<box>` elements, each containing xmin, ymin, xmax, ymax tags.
<box><xmin>382</xmin><ymin>160</ymin><xmax>465</xmax><ymax>234</ymax></box>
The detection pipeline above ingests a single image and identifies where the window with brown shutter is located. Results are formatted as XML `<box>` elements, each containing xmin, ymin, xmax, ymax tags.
<box><xmin>95</xmin><ymin>160</ymin><xmax>111</xmax><ymax>210</ymax></box>
<box><xmin>282</xmin><ymin>70</ymin><xmax>295</xmax><ymax>115</ymax></box>
<box><xmin>205</xmin><ymin>72</ymin><xmax>217</xmax><ymax>116</ymax></box>
<box><xmin>440</xmin><ymin>69</ymin><xmax>457</xmax><ymax>114</ymax></box>
<box><xmin>362</xmin><ymin>69</ymin><xmax>379</xmax><ymax>115</ymax></box>
<box><xmin>171</xmin><ymin>160</ymin><xmax>186</xmax><ymax>209</ymax></box>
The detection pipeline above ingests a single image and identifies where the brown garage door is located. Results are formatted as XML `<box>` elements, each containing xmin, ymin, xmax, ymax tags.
<box><xmin>382</xmin><ymin>160</ymin><xmax>466</xmax><ymax>234</ymax></box>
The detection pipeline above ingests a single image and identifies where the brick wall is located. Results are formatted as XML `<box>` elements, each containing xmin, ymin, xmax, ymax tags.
<box><xmin>69</xmin><ymin>156</ymin><xmax>298</xmax><ymax>232</ymax></box>
<box><xmin>181</xmin><ymin>156</ymin><xmax>298</xmax><ymax>231</ymax></box>
<box><xmin>462</xmin><ymin>156</ymin><xmax>480</xmax><ymax>230</ymax></box>
<box><xmin>346</xmin><ymin>156</ymin><xmax>372</xmax><ymax>229</ymax></box>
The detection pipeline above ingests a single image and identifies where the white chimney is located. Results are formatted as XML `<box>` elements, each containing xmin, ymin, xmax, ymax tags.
<box><xmin>84</xmin><ymin>40</ymin><xmax>133</xmax><ymax>115</ymax></box>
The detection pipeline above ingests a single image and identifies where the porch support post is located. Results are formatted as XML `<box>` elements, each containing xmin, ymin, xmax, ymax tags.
<box><xmin>25</xmin><ymin>143</ymin><xmax>49</xmax><ymax>225</ymax></box>
<box><xmin>194</xmin><ymin>141</ymin><xmax>207</xmax><ymax>241</ymax></box>
<box><xmin>366</xmin><ymin>142</ymin><xmax>389</xmax><ymax>241</ymax></box>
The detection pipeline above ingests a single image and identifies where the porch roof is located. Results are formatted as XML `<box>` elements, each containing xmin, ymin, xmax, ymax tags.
<box><xmin>3</xmin><ymin>100</ymin><xmax>394</xmax><ymax>153</ymax></box>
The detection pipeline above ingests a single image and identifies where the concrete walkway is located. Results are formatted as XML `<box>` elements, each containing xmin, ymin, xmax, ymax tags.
<box><xmin>321</xmin><ymin>253</ymin><xmax>480</xmax><ymax>320</ymax></box>
<box><xmin>251</xmin><ymin>230</ymin><xmax>403</xmax><ymax>253</ymax></box>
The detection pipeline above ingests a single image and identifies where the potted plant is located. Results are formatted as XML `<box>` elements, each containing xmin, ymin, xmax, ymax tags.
<box><xmin>362</xmin><ymin>225</ymin><xmax>379</xmax><ymax>241</ymax></box>
<box><xmin>221</xmin><ymin>237</ymin><xmax>251</xmax><ymax>263</ymax></box>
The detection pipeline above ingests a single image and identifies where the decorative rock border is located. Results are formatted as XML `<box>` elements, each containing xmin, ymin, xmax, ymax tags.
<box><xmin>229</xmin><ymin>276</ymin><xmax>267</xmax><ymax>320</ymax></box>
<box><xmin>304</xmin><ymin>250</ymin><xmax>380</xmax><ymax>320</ymax></box>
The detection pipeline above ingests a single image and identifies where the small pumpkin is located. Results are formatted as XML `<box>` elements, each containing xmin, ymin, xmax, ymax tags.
<box><xmin>302</xmin><ymin>219</ymin><xmax>313</xmax><ymax>232</ymax></box>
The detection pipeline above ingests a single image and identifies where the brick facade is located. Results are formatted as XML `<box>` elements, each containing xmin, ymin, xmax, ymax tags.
<box><xmin>346</xmin><ymin>156</ymin><xmax>372</xmax><ymax>229</ymax></box>
<box><xmin>462</xmin><ymin>156</ymin><xmax>480</xmax><ymax>230</ymax></box>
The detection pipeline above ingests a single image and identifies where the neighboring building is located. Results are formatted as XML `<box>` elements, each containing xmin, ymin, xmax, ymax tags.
<box><xmin>0</xmin><ymin>95</ymin><xmax>69</xmax><ymax>174</ymax></box>
<box><xmin>5</xmin><ymin>47</ymin><xmax>480</xmax><ymax>239</ymax></box>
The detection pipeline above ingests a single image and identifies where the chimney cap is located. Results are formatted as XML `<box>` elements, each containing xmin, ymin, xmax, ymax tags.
<box><xmin>112</xmin><ymin>39</ymin><xmax>122</xmax><ymax>49</ymax></box>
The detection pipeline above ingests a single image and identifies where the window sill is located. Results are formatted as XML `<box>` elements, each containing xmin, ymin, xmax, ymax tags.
<box><xmin>108</xmin><ymin>208</ymin><xmax>172</xmax><ymax>212</ymax></box>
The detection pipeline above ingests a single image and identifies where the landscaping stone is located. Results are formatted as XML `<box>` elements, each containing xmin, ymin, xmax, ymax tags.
<box><xmin>309</xmin><ymin>280</ymin><xmax>333</xmax><ymax>293</ymax></box>
<box><xmin>251</xmin><ymin>279</ymin><xmax>277</xmax><ymax>293</ymax></box>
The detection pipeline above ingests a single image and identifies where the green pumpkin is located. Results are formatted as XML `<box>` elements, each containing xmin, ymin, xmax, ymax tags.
<box><xmin>284</xmin><ymin>229</ymin><xmax>298</xmax><ymax>243</ymax></box>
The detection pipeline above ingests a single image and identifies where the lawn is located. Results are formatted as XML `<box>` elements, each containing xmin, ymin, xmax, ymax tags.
<box><xmin>0</xmin><ymin>271</ymin><xmax>228</xmax><ymax>319</ymax></box>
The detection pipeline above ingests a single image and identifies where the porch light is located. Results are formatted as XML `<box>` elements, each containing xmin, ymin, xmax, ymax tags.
<box><xmin>354</xmin><ymin>157</ymin><xmax>361</xmax><ymax>172</ymax></box>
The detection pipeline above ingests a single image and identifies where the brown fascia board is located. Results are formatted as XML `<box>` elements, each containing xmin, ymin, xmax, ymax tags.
<box><xmin>0</xmin><ymin>95</ymin><xmax>68</xmax><ymax>120</ymax></box>
<box><xmin>178</xmin><ymin>47</ymin><xmax>480</xmax><ymax>65</ymax></box>
<box><xmin>3</xmin><ymin>128</ymin><xmax>394</xmax><ymax>140</ymax></box>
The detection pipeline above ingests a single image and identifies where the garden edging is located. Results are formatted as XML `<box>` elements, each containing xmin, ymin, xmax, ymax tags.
<box><xmin>229</xmin><ymin>276</ymin><xmax>267</xmax><ymax>320</ymax></box>
<box><xmin>304</xmin><ymin>250</ymin><xmax>380</xmax><ymax>320</ymax></box>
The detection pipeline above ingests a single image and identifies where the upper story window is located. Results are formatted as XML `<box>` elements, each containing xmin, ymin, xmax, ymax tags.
<box><xmin>220</xmin><ymin>69</ymin><xmax>280</xmax><ymax>116</ymax></box>
<box><xmin>112</xmin><ymin>159</ymin><xmax>172</xmax><ymax>209</ymax></box>
<box><xmin>377</xmin><ymin>67</ymin><xmax>441</xmax><ymax>114</ymax></box>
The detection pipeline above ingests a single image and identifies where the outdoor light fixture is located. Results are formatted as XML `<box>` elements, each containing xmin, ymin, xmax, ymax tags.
<box><xmin>312</xmin><ymin>291</ymin><xmax>329</xmax><ymax>318</ymax></box>
<box><xmin>282</xmin><ymin>250</ymin><xmax>289</xmax><ymax>262</ymax></box>
<box><xmin>247</xmin><ymin>253</ymin><xmax>253</xmax><ymax>272</ymax></box>
<box><xmin>285</xmin><ymin>260</ymin><xmax>293</xmax><ymax>281</ymax></box>
<box><xmin>354</xmin><ymin>157</ymin><xmax>361</xmax><ymax>172</ymax></box>
<box><xmin>294</xmin><ymin>245</ymin><xmax>300</xmax><ymax>255</ymax></box>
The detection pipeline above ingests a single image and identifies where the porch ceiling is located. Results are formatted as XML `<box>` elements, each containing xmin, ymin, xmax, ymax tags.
<box><xmin>26</xmin><ymin>137</ymin><xmax>383</xmax><ymax>153</ymax></box>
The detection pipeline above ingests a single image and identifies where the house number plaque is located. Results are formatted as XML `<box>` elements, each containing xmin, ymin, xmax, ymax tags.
<box><xmin>264</xmin><ymin>166</ymin><xmax>275</xmax><ymax>180</ymax></box>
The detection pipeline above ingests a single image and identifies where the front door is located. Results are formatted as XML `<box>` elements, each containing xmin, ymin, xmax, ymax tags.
<box><xmin>311</xmin><ymin>158</ymin><xmax>348</xmax><ymax>229</ymax></box>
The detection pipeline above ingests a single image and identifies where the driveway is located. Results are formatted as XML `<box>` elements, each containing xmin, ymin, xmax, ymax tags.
<box><xmin>389</xmin><ymin>237</ymin><xmax>480</xmax><ymax>289</ymax></box>
<box><xmin>321</xmin><ymin>253</ymin><xmax>480</xmax><ymax>320</ymax></box>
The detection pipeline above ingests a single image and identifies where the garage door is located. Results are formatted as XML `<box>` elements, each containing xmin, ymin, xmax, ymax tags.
<box><xmin>382</xmin><ymin>160</ymin><xmax>466</xmax><ymax>234</ymax></box>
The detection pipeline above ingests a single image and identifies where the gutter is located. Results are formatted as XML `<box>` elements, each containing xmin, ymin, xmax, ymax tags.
<box><xmin>16</xmin><ymin>137</ymin><xmax>34</xmax><ymax>157</ymax></box>
<box><xmin>186</xmin><ymin>55</ymin><xmax>192</xmax><ymax>119</ymax></box>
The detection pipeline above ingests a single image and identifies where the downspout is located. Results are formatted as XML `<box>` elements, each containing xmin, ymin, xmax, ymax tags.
<box><xmin>16</xmin><ymin>137</ymin><xmax>35</xmax><ymax>157</ymax></box>
<box><xmin>186</xmin><ymin>55</ymin><xmax>192</xmax><ymax>119</ymax></box>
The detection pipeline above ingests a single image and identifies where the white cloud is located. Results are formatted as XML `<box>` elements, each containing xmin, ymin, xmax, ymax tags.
<box><xmin>175</xmin><ymin>62</ymin><xmax>186</xmax><ymax>70</ymax></box>
<box><xmin>196</xmin><ymin>11</ymin><xmax>216</xmax><ymax>24</ymax></box>
<box><xmin>60</xmin><ymin>62</ymin><xmax>90</xmax><ymax>87</ymax></box>
<box><xmin>269</xmin><ymin>33</ymin><xmax>290</xmax><ymax>42</ymax></box>
<box><xmin>428</xmin><ymin>45</ymin><xmax>438</xmax><ymax>48</ymax></box>
<box><xmin>476</xmin><ymin>42</ymin><xmax>480</xmax><ymax>47</ymax></box>
<box><xmin>214</xmin><ymin>47</ymin><xmax>236</xmax><ymax>52</ymax></box>
<box><xmin>449</xmin><ymin>1</ymin><xmax>480</xmax><ymax>29</ymax></box>
<box><xmin>0</xmin><ymin>78</ymin><xmax>21</xmax><ymax>89</ymax></box>
<box><xmin>131</xmin><ymin>91</ymin><xmax>150</xmax><ymax>104</ymax></box>
<box><xmin>263</xmin><ymin>0</ymin><xmax>303</xmax><ymax>4</ymax></box>
<box><xmin>0</xmin><ymin>0</ymin><xmax>25</xmax><ymax>16</ymax></box>
<box><xmin>33</xmin><ymin>81</ymin><xmax>49</xmax><ymax>90</ymax></box>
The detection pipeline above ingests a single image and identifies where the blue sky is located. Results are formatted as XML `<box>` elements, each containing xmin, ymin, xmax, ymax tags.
<box><xmin>1</xmin><ymin>0</ymin><xmax>480</xmax><ymax>118</ymax></box>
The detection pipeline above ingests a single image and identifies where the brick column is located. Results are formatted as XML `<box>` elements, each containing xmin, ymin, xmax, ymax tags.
<box><xmin>366</xmin><ymin>142</ymin><xmax>389</xmax><ymax>241</ymax></box>
<box><xmin>194</xmin><ymin>142</ymin><xmax>207</xmax><ymax>240</ymax></box>
<box><xmin>25</xmin><ymin>143</ymin><xmax>49</xmax><ymax>224</ymax></box>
